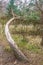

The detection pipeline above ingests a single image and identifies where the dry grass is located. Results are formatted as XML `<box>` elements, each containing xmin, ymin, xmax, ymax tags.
<box><xmin>0</xmin><ymin>19</ymin><xmax>43</xmax><ymax>65</ymax></box>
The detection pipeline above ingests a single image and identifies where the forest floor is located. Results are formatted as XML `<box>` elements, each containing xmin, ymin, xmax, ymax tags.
<box><xmin>0</xmin><ymin>24</ymin><xmax>43</xmax><ymax>65</ymax></box>
<box><xmin>0</xmin><ymin>42</ymin><xmax>43</xmax><ymax>65</ymax></box>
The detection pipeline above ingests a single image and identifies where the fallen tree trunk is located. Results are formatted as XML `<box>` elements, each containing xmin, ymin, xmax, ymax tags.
<box><xmin>5</xmin><ymin>17</ymin><xmax>29</xmax><ymax>62</ymax></box>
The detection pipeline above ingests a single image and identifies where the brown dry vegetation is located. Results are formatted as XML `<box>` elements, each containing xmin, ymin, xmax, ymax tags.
<box><xmin>0</xmin><ymin>22</ymin><xmax>43</xmax><ymax>65</ymax></box>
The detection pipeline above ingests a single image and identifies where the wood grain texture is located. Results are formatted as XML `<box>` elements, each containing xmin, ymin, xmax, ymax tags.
<box><xmin>5</xmin><ymin>17</ymin><xmax>29</xmax><ymax>62</ymax></box>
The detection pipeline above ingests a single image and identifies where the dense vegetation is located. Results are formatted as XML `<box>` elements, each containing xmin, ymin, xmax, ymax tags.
<box><xmin>6</xmin><ymin>0</ymin><xmax>43</xmax><ymax>45</ymax></box>
<box><xmin>0</xmin><ymin>0</ymin><xmax>43</xmax><ymax>64</ymax></box>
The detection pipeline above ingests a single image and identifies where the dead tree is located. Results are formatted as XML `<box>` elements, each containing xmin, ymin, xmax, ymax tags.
<box><xmin>5</xmin><ymin>17</ymin><xmax>29</xmax><ymax>62</ymax></box>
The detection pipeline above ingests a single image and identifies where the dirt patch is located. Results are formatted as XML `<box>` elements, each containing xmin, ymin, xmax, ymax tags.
<box><xmin>0</xmin><ymin>45</ymin><xmax>43</xmax><ymax>65</ymax></box>
<box><xmin>0</xmin><ymin>45</ymin><xmax>16</xmax><ymax>65</ymax></box>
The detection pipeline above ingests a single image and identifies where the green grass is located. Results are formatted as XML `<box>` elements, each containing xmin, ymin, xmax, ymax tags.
<box><xmin>12</xmin><ymin>34</ymin><xmax>42</xmax><ymax>53</ymax></box>
<box><xmin>26</xmin><ymin>44</ymin><xmax>41</xmax><ymax>53</ymax></box>
<box><xmin>0</xmin><ymin>18</ymin><xmax>43</xmax><ymax>54</ymax></box>
<box><xmin>12</xmin><ymin>34</ymin><xmax>27</xmax><ymax>48</ymax></box>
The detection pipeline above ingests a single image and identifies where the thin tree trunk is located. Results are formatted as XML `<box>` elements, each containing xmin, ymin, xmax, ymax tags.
<box><xmin>5</xmin><ymin>17</ymin><xmax>29</xmax><ymax>62</ymax></box>
<box><xmin>41</xmin><ymin>36</ymin><xmax>43</xmax><ymax>45</ymax></box>
<box><xmin>40</xmin><ymin>13</ymin><xmax>43</xmax><ymax>45</ymax></box>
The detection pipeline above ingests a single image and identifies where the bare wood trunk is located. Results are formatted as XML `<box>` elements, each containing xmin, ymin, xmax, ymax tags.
<box><xmin>5</xmin><ymin>17</ymin><xmax>29</xmax><ymax>62</ymax></box>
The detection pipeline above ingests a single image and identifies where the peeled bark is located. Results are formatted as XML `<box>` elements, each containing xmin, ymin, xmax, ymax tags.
<box><xmin>5</xmin><ymin>17</ymin><xmax>29</xmax><ymax>62</ymax></box>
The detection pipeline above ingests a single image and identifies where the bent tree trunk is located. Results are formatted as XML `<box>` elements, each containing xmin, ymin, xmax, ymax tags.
<box><xmin>5</xmin><ymin>17</ymin><xmax>29</xmax><ymax>62</ymax></box>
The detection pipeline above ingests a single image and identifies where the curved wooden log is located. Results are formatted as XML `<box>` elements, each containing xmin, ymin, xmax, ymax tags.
<box><xmin>5</xmin><ymin>18</ymin><xmax>29</xmax><ymax>62</ymax></box>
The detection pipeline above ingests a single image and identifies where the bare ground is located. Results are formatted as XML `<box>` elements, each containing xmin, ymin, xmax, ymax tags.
<box><xmin>0</xmin><ymin>42</ymin><xmax>43</xmax><ymax>65</ymax></box>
